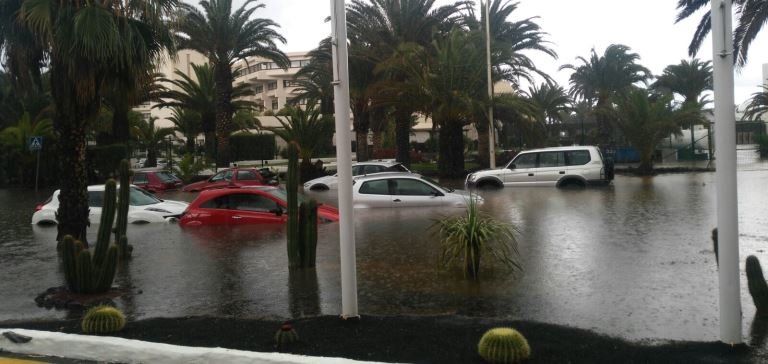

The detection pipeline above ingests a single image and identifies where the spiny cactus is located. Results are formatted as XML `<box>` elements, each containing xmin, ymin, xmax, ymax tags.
<box><xmin>477</xmin><ymin>327</ymin><xmax>530</xmax><ymax>364</ymax></box>
<box><xmin>81</xmin><ymin>305</ymin><xmax>126</xmax><ymax>334</ymax></box>
<box><xmin>299</xmin><ymin>199</ymin><xmax>318</xmax><ymax>268</ymax></box>
<box><xmin>747</xmin><ymin>255</ymin><xmax>768</xmax><ymax>314</ymax></box>
<box><xmin>274</xmin><ymin>323</ymin><xmax>299</xmax><ymax>349</ymax></box>
<box><xmin>115</xmin><ymin>159</ymin><xmax>131</xmax><ymax>259</ymax></box>
<box><xmin>61</xmin><ymin>180</ymin><xmax>119</xmax><ymax>294</ymax></box>
<box><xmin>286</xmin><ymin>142</ymin><xmax>301</xmax><ymax>267</ymax></box>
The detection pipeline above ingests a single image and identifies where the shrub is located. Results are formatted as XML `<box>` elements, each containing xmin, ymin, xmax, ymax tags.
<box><xmin>478</xmin><ymin>327</ymin><xmax>530</xmax><ymax>364</ymax></box>
<box><xmin>756</xmin><ymin>134</ymin><xmax>768</xmax><ymax>158</ymax></box>
<box><xmin>433</xmin><ymin>195</ymin><xmax>521</xmax><ymax>280</ymax></box>
<box><xmin>229</xmin><ymin>133</ymin><xmax>276</xmax><ymax>161</ymax></box>
<box><xmin>81</xmin><ymin>305</ymin><xmax>126</xmax><ymax>334</ymax></box>
<box><xmin>274</xmin><ymin>323</ymin><xmax>299</xmax><ymax>349</ymax></box>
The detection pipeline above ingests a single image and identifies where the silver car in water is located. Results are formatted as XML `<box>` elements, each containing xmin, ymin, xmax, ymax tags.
<box><xmin>352</xmin><ymin>172</ymin><xmax>481</xmax><ymax>208</ymax></box>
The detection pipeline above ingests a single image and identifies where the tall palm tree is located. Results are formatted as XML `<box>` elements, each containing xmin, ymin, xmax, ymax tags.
<box><xmin>560</xmin><ymin>44</ymin><xmax>651</xmax><ymax>145</ymax></box>
<box><xmin>347</xmin><ymin>0</ymin><xmax>467</xmax><ymax>167</ymax></box>
<box><xmin>264</xmin><ymin>102</ymin><xmax>334</xmax><ymax>168</ymax></box>
<box><xmin>675</xmin><ymin>0</ymin><xmax>767</xmax><ymax>66</ymax></box>
<box><xmin>154</xmin><ymin>63</ymin><xmax>255</xmax><ymax>158</ymax></box>
<box><xmin>167</xmin><ymin>108</ymin><xmax>202</xmax><ymax>155</ymax></box>
<box><xmin>524</xmin><ymin>83</ymin><xmax>572</xmax><ymax>139</ymax></box>
<box><xmin>132</xmin><ymin>117</ymin><xmax>175</xmax><ymax>168</ymax></box>
<box><xmin>2</xmin><ymin>0</ymin><xmax>177</xmax><ymax>243</ymax></box>
<box><xmin>103</xmin><ymin>72</ymin><xmax>165</xmax><ymax>145</ymax></box>
<box><xmin>176</xmin><ymin>0</ymin><xmax>289</xmax><ymax>167</ymax></box>
<box><xmin>744</xmin><ymin>86</ymin><xmax>768</xmax><ymax>121</ymax></box>
<box><xmin>652</xmin><ymin>58</ymin><xmax>713</xmax><ymax>152</ymax></box>
<box><xmin>294</xmin><ymin>39</ymin><xmax>335</xmax><ymax>116</ymax></box>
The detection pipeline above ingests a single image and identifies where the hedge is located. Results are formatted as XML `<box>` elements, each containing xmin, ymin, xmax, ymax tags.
<box><xmin>229</xmin><ymin>133</ymin><xmax>276</xmax><ymax>161</ymax></box>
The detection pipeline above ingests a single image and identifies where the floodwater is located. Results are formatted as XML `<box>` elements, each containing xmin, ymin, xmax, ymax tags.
<box><xmin>2</xmin><ymin>170</ymin><xmax>768</xmax><ymax>344</ymax></box>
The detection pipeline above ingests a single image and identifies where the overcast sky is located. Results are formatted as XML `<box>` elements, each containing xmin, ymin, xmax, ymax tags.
<box><xmin>246</xmin><ymin>0</ymin><xmax>768</xmax><ymax>104</ymax></box>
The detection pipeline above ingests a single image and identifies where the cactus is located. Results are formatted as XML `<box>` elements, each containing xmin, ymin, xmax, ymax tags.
<box><xmin>747</xmin><ymin>255</ymin><xmax>768</xmax><ymax>314</ymax></box>
<box><xmin>299</xmin><ymin>199</ymin><xmax>318</xmax><ymax>268</ymax></box>
<box><xmin>60</xmin><ymin>180</ymin><xmax>120</xmax><ymax>294</ymax></box>
<box><xmin>477</xmin><ymin>327</ymin><xmax>530</xmax><ymax>364</ymax></box>
<box><xmin>115</xmin><ymin>159</ymin><xmax>131</xmax><ymax>259</ymax></box>
<box><xmin>274</xmin><ymin>323</ymin><xmax>299</xmax><ymax>349</ymax></box>
<box><xmin>81</xmin><ymin>305</ymin><xmax>126</xmax><ymax>334</ymax></box>
<box><xmin>286</xmin><ymin>142</ymin><xmax>301</xmax><ymax>267</ymax></box>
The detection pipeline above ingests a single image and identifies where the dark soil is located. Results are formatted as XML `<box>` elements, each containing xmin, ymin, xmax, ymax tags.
<box><xmin>34</xmin><ymin>286</ymin><xmax>131</xmax><ymax>311</ymax></box>
<box><xmin>0</xmin><ymin>315</ymin><xmax>758</xmax><ymax>363</ymax></box>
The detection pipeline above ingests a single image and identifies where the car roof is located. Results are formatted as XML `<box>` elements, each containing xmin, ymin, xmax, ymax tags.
<box><xmin>352</xmin><ymin>160</ymin><xmax>401</xmax><ymax>167</ymax></box>
<box><xmin>519</xmin><ymin>145</ymin><xmax>597</xmax><ymax>153</ymax></box>
<box><xmin>353</xmin><ymin>172</ymin><xmax>423</xmax><ymax>182</ymax></box>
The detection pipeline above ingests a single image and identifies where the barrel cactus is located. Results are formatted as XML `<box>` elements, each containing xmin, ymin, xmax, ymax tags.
<box><xmin>478</xmin><ymin>327</ymin><xmax>530</xmax><ymax>364</ymax></box>
<box><xmin>274</xmin><ymin>323</ymin><xmax>299</xmax><ymax>349</ymax></box>
<box><xmin>81</xmin><ymin>305</ymin><xmax>126</xmax><ymax>334</ymax></box>
<box><xmin>747</xmin><ymin>255</ymin><xmax>768</xmax><ymax>314</ymax></box>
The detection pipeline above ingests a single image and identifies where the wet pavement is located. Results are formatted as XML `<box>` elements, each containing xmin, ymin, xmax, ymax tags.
<box><xmin>1</xmin><ymin>170</ymin><xmax>768</xmax><ymax>344</ymax></box>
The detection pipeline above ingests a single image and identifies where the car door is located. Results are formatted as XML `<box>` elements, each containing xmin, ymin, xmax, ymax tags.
<box><xmin>391</xmin><ymin>178</ymin><xmax>444</xmax><ymax>207</ymax></box>
<box><xmin>196</xmin><ymin>195</ymin><xmax>235</xmax><ymax>225</ymax></box>
<box><xmin>227</xmin><ymin>193</ymin><xmax>286</xmax><ymax>224</ymax></box>
<box><xmin>355</xmin><ymin>179</ymin><xmax>392</xmax><ymax>208</ymax></box>
<box><xmin>503</xmin><ymin>153</ymin><xmax>538</xmax><ymax>186</ymax></box>
<box><xmin>535</xmin><ymin>151</ymin><xmax>566</xmax><ymax>185</ymax></box>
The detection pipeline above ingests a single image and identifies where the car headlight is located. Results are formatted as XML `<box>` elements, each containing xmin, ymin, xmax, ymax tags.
<box><xmin>146</xmin><ymin>207</ymin><xmax>172</xmax><ymax>213</ymax></box>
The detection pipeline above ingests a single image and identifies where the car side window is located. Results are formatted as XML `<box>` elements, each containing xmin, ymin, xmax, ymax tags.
<box><xmin>200</xmin><ymin>196</ymin><xmax>229</xmax><ymax>209</ymax></box>
<box><xmin>88</xmin><ymin>191</ymin><xmax>104</xmax><ymax>208</ymax></box>
<box><xmin>539</xmin><ymin>152</ymin><xmax>565</xmax><ymax>167</ymax></box>
<box><xmin>385</xmin><ymin>164</ymin><xmax>409</xmax><ymax>172</ymax></box>
<box><xmin>352</xmin><ymin>166</ymin><xmax>363</xmax><ymax>176</ymax></box>
<box><xmin>392</xmin><ymin>179</ymin><xmax>438</xmax><ymax>196</ymax></box>
<box><xmin>210</xmin><ymin>171</ymin><xmax>226</xmax><ymax>182</ymax></box>
<box><xmin>363</xmin><ymin>165</ymin><xmax>383</xmax><ymax>174</ymax></box>
<box><xmin>133</xmin><ymin>173</ymin><xmax>148</xmax><ymax>184</ymax></box>
<box><xmin>229</xmin><ymin>194</ymin><xmax>276</xmax><ymax>212</ymax></box>
<box><xmin>237</xmin><ymin>170</ymin><xmax>258</xmax><ymax>181</ymax></box>
<box><xmin>565</xmin><ymin>150</ymin><xmax>591</xmax><ymax>166</ymax></box>
<box><xmin>359</xmin><ymin>180</ymin><xmax>390</xmax><ymax>195</ymax></box>
<box><xmin>512</xmin><ymin>153</ymin><xmax>537</xmax><ymax>169</ymax></box>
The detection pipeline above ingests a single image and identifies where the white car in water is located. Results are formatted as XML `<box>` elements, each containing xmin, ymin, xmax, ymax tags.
<box><xmin>304</xmin><ymin>160</ymin><xmax>411</xmax><ymax>191</ymax></box>
<box><xmin>32</xmin><ymin>185</ymin><xmax>189</xmax><ymax>225</ymax></box>
<box><xmin>352</xmin><ymin>172</ymin><xmax>481</xmax><ymax>208</ymax></box>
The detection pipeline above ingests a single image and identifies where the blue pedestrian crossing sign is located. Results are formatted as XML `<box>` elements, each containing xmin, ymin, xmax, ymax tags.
<box><xmin>29</xmin><ymin>136</ymin><xmax>43</xmax><ymax>151</ymax></box>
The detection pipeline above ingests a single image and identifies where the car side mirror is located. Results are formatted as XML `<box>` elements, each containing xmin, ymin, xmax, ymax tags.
<box><xmin>432</xmin><ymin>191</ymin><xmax>444</xmax><ymax>197</ymax></box>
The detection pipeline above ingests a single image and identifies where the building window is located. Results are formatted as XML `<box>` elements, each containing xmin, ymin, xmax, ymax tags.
<box><xmin>254</xmin><ymin>85</ymin><xmax>263</xmax><ymax>94</ymax></box>
<box><xmin>289</xmin><ymin>98</ymin><xmax>307</xmax><ymax>106</ymax></box>
<box><xmin>271</xmin><ymin>99</ymin><xmax>279</xmax><ymax>110</ymax></box>
<box><xmin>267</xmin><ymin>82</ymin><xmax>278</xmax><ymax>91</ymax></box>
<box><xmin>283</xmin><ymin>80</ymin><xmax>301</xmax><ymax>88</ymax></box>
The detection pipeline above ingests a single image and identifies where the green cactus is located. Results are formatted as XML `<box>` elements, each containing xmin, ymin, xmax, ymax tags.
<box><xmin>286</xmin><ymin>142</ymin><xmax>301</xmax><ymax>267</ymax></box>
<box><xmin>747</xmin><ymin>255</ymin><xmax>768</xmax><ymax>314</ymax></box>
<box><xmin>81</xmin><ymin>305</ymin><xmax>126</xmax><ymax>334</ymax></box>
<box><xmin>477</xmin><ymin>327</ymin><xmax>530</xmax><ymax>364</ymax></box>
<box><xmin>115</xmin><ymin>159</ymin><xmax>131</xmax><ymax>259</ymax></box>
<box><xmin>299</xmin><ymin>199</ymin><xmax>318</xmax><ymax>268</ymax></box>
<box><xmin>274</xmin><ymin>323</ymin><xmax>299</xmax><ymax>349</ymax></box>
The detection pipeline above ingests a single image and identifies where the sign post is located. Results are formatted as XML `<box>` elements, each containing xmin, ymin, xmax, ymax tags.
<box><xmin>29</xmin><ymin>136</ymin><xmax>43</xmax><ymax>192</ymax></box>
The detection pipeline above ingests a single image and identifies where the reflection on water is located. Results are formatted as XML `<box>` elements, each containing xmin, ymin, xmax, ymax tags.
<box><xmin>1</xmin><ymin>172</ymin><xmax>768</xmax><ymax>342</ymax></box>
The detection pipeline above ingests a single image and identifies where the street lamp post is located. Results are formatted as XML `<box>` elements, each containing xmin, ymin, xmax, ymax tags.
<box><xmin>484</xmin><ymin>0</ymin><xmax>495</xmax><ymax>168</ymax></box>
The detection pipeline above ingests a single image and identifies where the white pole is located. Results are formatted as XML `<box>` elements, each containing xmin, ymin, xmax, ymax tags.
<box><xmin>711</xmin><ymin>0</ymin><xmax>741</xmax><ymax>344</ymax></box>
<box><xmin>484</xmin><ymin>0</ymin><xmax>496</xmax><ymax>169</ymax></box>
<box><xmin>330</xmin><ymin>0</ymin><xmax>359</xmax><ymax>318</ymax></box>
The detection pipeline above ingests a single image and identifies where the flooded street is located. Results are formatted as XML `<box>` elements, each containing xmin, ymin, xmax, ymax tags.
<box><xmin>2</xmin><ymin>171</ymin><xmax>768</xmax><ymax>343</ymax></box>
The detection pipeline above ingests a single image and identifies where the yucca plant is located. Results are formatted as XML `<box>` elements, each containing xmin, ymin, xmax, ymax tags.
<box><xmin>433</xmin><ymin>195</ymin><xmax>521</xmax><ymax>280</ymax></box>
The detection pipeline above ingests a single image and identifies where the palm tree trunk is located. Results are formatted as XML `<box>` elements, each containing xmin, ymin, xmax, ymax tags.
<box><xmin>51</xmin><ymin>66</ymin><xmax>95</xmax><ymax>245</ymax></box>
<box><xmin>112</xmin><ymin>102</ymin><xmax>131</xmax><ymax>144</ymax></box>
<box><xmin>438</xmin><ymin>121</ymin><xmax>465</xmax><ymax>178</ymax></box>
<box><xmin>214</xmin><ymin>62</ymin><xmax>234</xmax><ymax>167</ymax></box>
<box><xmin>395</xmin><ymin>110</ymin><xmax>411</xmax><ymax>167</ymax></box>
<box><xmin>352</xmin><ymin>106</ymin><xmax>370</xmax><ymax>162</ymax></box>
<box><xmin>146</xmin><ymin>147</ymin><xmax>157</xmax><ymax>167</ymax></box>
<box><xmin>371</xmin><ymin>130</ymin><xmax>383</xmax><ymax>158</ymax></box>
<box><xmin>476</xmin><ymin>121</ymin><xmax>490</xmax><ymax>168</ymax></box>
<box><xmin>186</xmin><ymin>137</ymin><xmax>196</xmax><ymax>155</ymax></box>
<box><xmin>356</xmin><ymin>130</ymin><xmax>369</xmax><ymax>162</ymax></box>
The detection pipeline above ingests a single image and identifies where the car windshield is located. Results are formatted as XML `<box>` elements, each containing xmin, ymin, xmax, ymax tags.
<box><xmin>156</xmin><ymin>172</ymin><xmax>179</xmax><ymax>183</ymax></box>
<box><xmin>420</xmin><ymin>176</ymin><xmax>453</xmax><ymax>193</ymax></box>
<box><xmin>129</xmin><ymin>187</ymin><xmax>161</xmax><ymax>206</ymax></box>
<box><xmin>265</xmin><ymin>188</ymin><xmax>306</xmax><ymax>205</ymax></box>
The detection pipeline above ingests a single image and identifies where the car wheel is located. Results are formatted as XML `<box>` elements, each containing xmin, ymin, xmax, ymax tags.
<box><xmin>559</xmin><ymin>179</ymin><xmax>586</xmax><ymax>189</ymax></box>
<box><xmin>477</xmin><ymin>180</ymin><xmax>502</xmax><ymax>190</ymax></box>
<box><xmin>310</xmin><ymin>184</ymin><xmax>329</xmax><ymax>191</ymax></box>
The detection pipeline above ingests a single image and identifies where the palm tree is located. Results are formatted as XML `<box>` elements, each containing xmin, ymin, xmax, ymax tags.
<box><xmin>744</xmin><ymin>86</ymin><xmax>768</xmax><ymax>121</ymax></box>
<box><xmin>103</xmin><ymin>72</ymin><xmax>165</xmax><ymax>145</ymax></box>
<box><xmin>524</xmin><ymin>83</ymin><xmax>572</xmax><ymax>140</ymax></box>
<box><xmin>652</xmin><ymin>58</ymin><xmax>713</xmax><ymax>152</ymax></box>
<box><xmin>132</xmin><ymin>117</ymin><xmax>175</xmax><ymax>168</ymax></box>
<box><xmin>347</xmin><ymin>0</ymin><xmax>467</xmax><ymax>167</ymax></box>
<box><xmin>2</xmin><ymin>0</ymin><xmax>177</xmax><ymax>243</ymax></box>
<box><xmin>264</xmin><ymin>102</ymin><xmax>334</xmax><ymax>170</ymax></box>
<box><xmin>675</xmin><ymin>0</ymin><xmax>767</xmax><ymax>66</ymax></box>
<box><xmin>561</xmin><ymin>44</ymin><xmax>651</xmax><ymax>145</ymax></box>
<box><xmin>0</xmin><ymin>112</ymin><xmax>53</xmax><ymax>184</ymax></box>
<box><xmin>294</xmin><ymin>39</ymin><xmax>335</xmax><ymax>116</ymax></box>
<box><xmin>154</xmin><ymin>63</ymin><xmax>255</xmax><ymax>157</ymax></box>
<box><xmin>176</xmin><ymin>0</ymin><xmax>289</xmax><ymax>167</ymax></box>
<box><xmin>167</xmin><ymin>108</ymin><xmax>202</xmax><ymax>155</ymax></box>
<box><xmin>494</xmin><ymin>92</ymin><xmax>541</xmax><ymax>148</ymax></box>
<box><xmin>607</xmin><ymin>90</ymin><xmax>698</xmax><ymax>175</ymax></box>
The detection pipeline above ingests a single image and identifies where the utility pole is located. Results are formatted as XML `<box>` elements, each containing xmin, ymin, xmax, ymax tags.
<box><xmin>711</xmin><ymin>0</ymin><xmax>741</xmax><ymax>344</ymax></box>
<box><xmin>330</xmin><ymin>0</ymin><xmax>358</xmax><ymax>319</ymax></box>
<box><xmin>484</xmin><ymin>0</ymin><xmax>496</xmax><ymax>168</ymax></box>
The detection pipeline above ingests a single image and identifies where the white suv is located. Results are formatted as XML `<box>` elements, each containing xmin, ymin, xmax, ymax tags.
<box><xmin>465</xmin><ymin>146</ymin><xmax>614</xmax><ymax>188</ymax></box>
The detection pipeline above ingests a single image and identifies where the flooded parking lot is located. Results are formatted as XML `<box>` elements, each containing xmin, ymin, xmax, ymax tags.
<box><xmin>1</xmin><ymin>171</ymin><xmax>768</xmax><ymax>343</ymax></box>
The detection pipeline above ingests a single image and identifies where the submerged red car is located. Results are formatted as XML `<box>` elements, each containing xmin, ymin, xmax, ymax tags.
<box><xmin>179</xmin><ymin>186</ymin><xmax>339</xmax><ymax>227</ymax></box>
<box><xmin>181</xmin><ymin>168</ymin><xmax>274</xmax><ymax>192</ymax></box>
<box><xmin>131</xmin><ymin>169</ymin><xmax>183</xmax><ymax>193</ymax></box>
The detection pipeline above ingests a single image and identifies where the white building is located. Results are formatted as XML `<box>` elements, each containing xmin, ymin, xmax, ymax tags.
<box><xmin>233</xmin><ymin>52</ymin><xmax>311</xmax><ymax>112</ymax></box>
